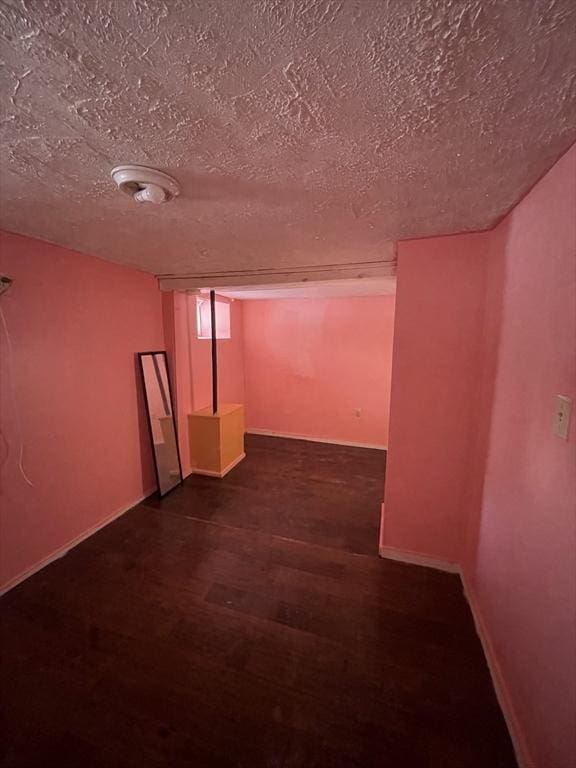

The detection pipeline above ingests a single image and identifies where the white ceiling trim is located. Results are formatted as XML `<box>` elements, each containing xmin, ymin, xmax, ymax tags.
<box><xmin>158</xmin><ymin>260</ymin><xmax>396</xmax><ymax>292</ymax></box>
<box><xmin>211</xmin><ymin>276</ymin><xmax>397</xmax><ymax>300</ymax></box>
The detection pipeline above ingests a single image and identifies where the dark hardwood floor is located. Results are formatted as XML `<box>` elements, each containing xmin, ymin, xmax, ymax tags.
<box><xmin>0</xmin><ymin>435</ymin><xmax>517</xmax><ymax>767</ymax></box>
<box><xmin>145</xmin><ymin>434</ymin><xmax>387</xmax><ymax>556</ymax></box>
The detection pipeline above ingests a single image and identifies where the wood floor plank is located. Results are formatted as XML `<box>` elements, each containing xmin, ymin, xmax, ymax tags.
<box><xmin>0</xmin><ymin>435</ymin><xmax>517</xmax><ymax>767</ymax></box>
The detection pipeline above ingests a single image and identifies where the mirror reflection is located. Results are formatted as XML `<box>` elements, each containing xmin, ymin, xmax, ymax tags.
<box><xmin>138</xmin><ymin>352</ymin><xmax>182</xmax><ymax>496</ymax></box>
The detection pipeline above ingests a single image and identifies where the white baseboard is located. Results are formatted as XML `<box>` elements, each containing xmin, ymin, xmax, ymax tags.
<box><xmin>0</xmin><ymin>486</ymin><xmax>156</xmax><ymax>596</ymax></box>
<box><xmin>192</xmin><ymin>452</ymin><xmax>246</xmax><ymax>478</ymax></box>
<box><xmin>378</xmin><ymin>545</ymin><xmax>460</xmax><ymax>573</ymax></box>
<box><xmin>246</xmin><ymin>428</ymin><xmax>386</xmax><ymax>451</ymax></box>
<box><xmin>461</xmin><ymin>571</ymin><xmax>534</xmax><ymax>768</ymax></box>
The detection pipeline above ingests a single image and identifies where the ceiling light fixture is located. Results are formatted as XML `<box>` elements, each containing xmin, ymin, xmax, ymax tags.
<box><xmin>111</xmin><ymin>164</ymin><xmax>180</xmax><ymax>204</ymax></box>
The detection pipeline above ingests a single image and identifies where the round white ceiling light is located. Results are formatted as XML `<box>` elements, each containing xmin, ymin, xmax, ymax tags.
<box><xmin>111</xmin><ymin>164</ymin><xmax>180</xmax><ymax>204</ymax></box>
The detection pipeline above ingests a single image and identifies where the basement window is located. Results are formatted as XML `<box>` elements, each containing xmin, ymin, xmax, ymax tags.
<box><xmin>196</xmin><ymin>297</ymin><xmax>231</xmax><ymax>340</ymax></box>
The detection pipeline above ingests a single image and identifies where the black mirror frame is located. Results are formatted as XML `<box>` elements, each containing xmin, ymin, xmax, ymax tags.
<box><xmin>137</xmin><ymin>350</ymin><xmax>184</xmax><ymax>497</ymax></box>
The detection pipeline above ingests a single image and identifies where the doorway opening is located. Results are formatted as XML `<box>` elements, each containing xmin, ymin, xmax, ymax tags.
<box><xmin>178</xmin><ymin>276</ymin><xmax>396</xmax><ymax>556</ymax></box>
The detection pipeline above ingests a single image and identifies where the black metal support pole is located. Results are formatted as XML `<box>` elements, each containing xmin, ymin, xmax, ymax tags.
<box><xmin>210</xmin><ymin>289</ymin><xmax>218</xmax><ymax>415</ymax></box>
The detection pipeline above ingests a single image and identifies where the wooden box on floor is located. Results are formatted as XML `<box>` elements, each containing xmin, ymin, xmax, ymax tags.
<box><xmin>188</xmin><ymin>403</ymin><xmax>245</xmax><ymax>477</ymax></box>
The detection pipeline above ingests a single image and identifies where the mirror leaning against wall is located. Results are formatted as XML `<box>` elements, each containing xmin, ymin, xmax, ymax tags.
<box><xmin>138</xmin><ymin>351</ymin><xmax>183</xmax><ymax>496</ymax></box>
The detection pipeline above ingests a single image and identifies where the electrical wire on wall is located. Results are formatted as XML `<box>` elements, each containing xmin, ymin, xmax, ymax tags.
<box><xmin>0</xmin><ymin>276</ymin><xmax>34</xmax><ymax>487</ymax></box>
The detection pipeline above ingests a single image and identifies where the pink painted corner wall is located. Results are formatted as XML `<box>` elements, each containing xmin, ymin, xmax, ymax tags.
<box><xmin>0</xmin><ymin>231</ymin><xmax>164</xmax><ymax>590</ymax></box>
<box><xmin>242</xmin><ymin>296</ymin><xmax>396</xmax><ymax>446</ymax></box>
<box><xmin>469</xmin><ymin>144</ymin><xmax>576</xmax><ymax>768</ymax></box>
<box><xmin>383</xmin><ymin>144</ymin><xmax>576</xmax><ymax>767</ymax></box>
<box><xmin>382</xmin><ymin>232</ymin><xmax>490</xmax><ymax>563</ymax></box>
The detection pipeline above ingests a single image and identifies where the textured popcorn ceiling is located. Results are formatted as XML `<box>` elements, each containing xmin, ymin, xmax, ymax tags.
<box><xmin>0</xmin><ymin>0</ymin><xmax>575</xmax><ymax>278</ymax></box>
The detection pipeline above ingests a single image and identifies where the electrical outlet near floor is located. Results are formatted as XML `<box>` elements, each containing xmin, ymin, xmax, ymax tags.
<box><xmin>553</xmin><ymin>395</ymin><xmax>572</xmax><ymax>440</ymax></box>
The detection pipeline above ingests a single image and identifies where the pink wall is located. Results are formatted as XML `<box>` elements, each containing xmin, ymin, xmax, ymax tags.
<box><xmin>383</xmin><ymin>144</ymin><xmax>576</xmax><ymax>767</ymax></box>
<box><xmin>242</xmin><ymin>296</ymin><xmax>395</xmax><ymax>446</ymax></box>
<box><xmin>382</xmin><ymin>233</ymin><xmax>490</xmax><ymax>563</ymax></box>
<box><xmin>0</xmin><ymin>231</ymin><xmax>164</xmax><ymax>590</ymax></box>
<box><xmin>469</xmin><ymin>145</ymin><xmax>576</xmax><ymax>768</ymax></box>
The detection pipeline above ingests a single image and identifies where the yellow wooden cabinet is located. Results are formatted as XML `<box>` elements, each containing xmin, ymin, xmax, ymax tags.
<box><xmin>188</xmin><ymin>403</ymin><xmax>245</xmax><ymax>477</ymax></box>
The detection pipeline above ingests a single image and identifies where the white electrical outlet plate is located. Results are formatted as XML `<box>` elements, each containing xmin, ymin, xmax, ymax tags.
<box><xmin>553</xmin><ymin>395</ymin><xmax>572</xmax><ymax>440</ymax></box>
